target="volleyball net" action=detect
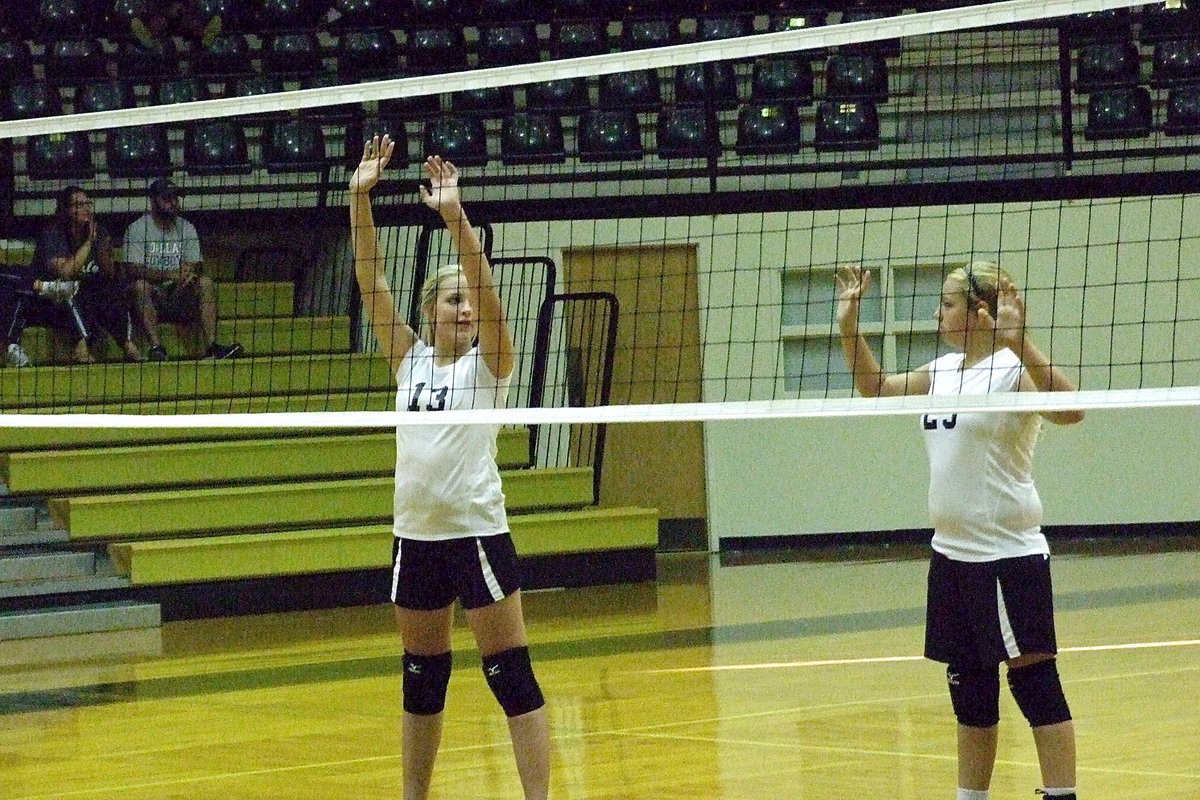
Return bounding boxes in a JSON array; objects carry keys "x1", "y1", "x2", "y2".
[{"x1": 1, "y1": 0, "x2": 1198, "y2": 428}]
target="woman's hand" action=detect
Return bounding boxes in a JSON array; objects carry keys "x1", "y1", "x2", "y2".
[
  {"x1": 978, "y1": 274, "x2": 1025, "y2": 348},
  {"x1": 419, "y1": 155, "x2": 461, "y2": 212},
  {"x1": 835, "y1": 264, "x2": 870, "y2": 335},
  {"x1": 349, "y1": 134, "x2": 394, "y2": 195}
]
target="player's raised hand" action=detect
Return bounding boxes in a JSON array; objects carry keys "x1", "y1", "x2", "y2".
[
  {"x1": 835, "y1": 264, "x2": 871, "y2": 334},
  {"x1": 349, "y1": 134, "x2": 394, "y2": 195},
  {"x1": 419, "y1": 155, "x2": 461, "y2": 212},
  {"x1": 977, "y1": 274, "x2": 1025, "y2": 347}
]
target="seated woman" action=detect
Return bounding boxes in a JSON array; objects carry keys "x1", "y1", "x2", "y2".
[{"x1": 22, "y1": 186, "x2": 143, "y2": 364}]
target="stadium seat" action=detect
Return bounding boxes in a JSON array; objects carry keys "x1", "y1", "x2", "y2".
[
  {"x1": 335, "y1": 27, "x2": 398, "y2": 79},
  {"x1": 27, "y1": 132, "x2": 96, "y2": 181},
  {"x1": 192, "y1": 32, "x2": 255, "y2": 76},
  {"x1": 156, "y1": 76, "x2": 205, "y2": 105},
  {"x1": 524, "y1": 77, "x2": 591, "y2": 112},
  {"x1": 840, "y1": 5, "x2": 904, "y2": 57},
  {"x1": 422, "y1": 114, "x2": 489, "y2": 166},
  {"x1": 814, "y1": 99, "x2": 881, "y2": 152},
  {"x1": 3, "y1": 81, "x2": 63, "y2": 120},
  {"x1": 408, "y1": 0, "x2": 453, "y2": 23},
  {"x1": 751, "y1": 55, "x2": 815, "y2": 104},
  {"x1": 1150, "y1": 39, "x2": 1200, "y2": 89},
  {"x1": 105, "y1": 125, "x2": 172, "y2": 178},
  {"x1": 328, "y1": 0, "x2": 384, "y2": 29},
  {"x1": 825, "y1": 53, "x2": 890, "y2": 102},
  {"x1": 1076, "y1": 40, "x2": 1142, "y2": 92},
  {"x1": 696, "y1": 15, "x2": 751, "y2": 41},
  {"x1": 252, "y1": 0, "x2": 325, "y2": 31},
  {"x1": 451, "y1": 86, "x2": 515, "y2": 116},
  {"x1": 1084, "y1": 87, "x2": 1152, "y2": 139},
  {"x1": 656, "y1": 105, "x2": 718, "y2": 160},
  {"x1": 114, "y1": 37, "x2": 180, "y2": 80},
  {"x1": 263, "y1": 30, "x2": 322, "y2": 77},
  {"x1": 501, "y1": 112, "x2": 566, "y2": 165},
  {"x1": 735, "y1": 102, "x2": 803, "y2": 155},
  {"x1": 263, "y1": 117, "x2": 328, "y2": 172},
  {"x1": 577, "y1": 109, "x2": 644, "y2": 162},
  {"x1": 554, "y1": 0, "x2": 616, "y2": 19},
  {"x1": 598, "y1": 69, "x2": 661, "y2": 111},
  {"x1": 673, "y1": 62, "x2": 739, "y2": 110},
  {"x1": 1165, "y1": 86, "x2": 1200, "y2": 135},
  {"x1": 477, "y1": 23, "x2": 541, "y2": 67},
  {"x1": 35, "y1": 0, "x2": 95, "y2": 36},
  {"x1": 185, "y1": 120, "x2": 253, "y2": 175},
  {"x1": 45, "y1": 38, "x2": 110, "y2": 84},
  {"x1": 550, "y1": 20, "x2": 607, "y2": 59},
  {"x1": 74, "y1": 78, "x2": 136, "y2": 113},
  {"x1": 406, "y1": 26, "x2": 467, "y2": 73},
  {"x1": 0, "y1": 38, "x2": 34, "y2": 82},
  {"x1": 622, "y1": 18, "x2": 678, "y2": 50}
]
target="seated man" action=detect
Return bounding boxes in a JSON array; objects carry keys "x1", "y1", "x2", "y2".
[
  {"x1": 3, "y1": 187, "x2": 142, "y2": 366},
  {"x1": 124, "y1": 178, "x2": 242, "y2": 361}
]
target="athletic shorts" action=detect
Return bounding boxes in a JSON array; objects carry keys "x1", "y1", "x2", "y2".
[
  {"x1": 151, "y1": 279, "x2": 200, "y2": 323},
  {"x1": 390, "y1": 533, "x2": 522, "y2": 611},
  {"x1": 924, "y1": 550, "x2": 1058, "y2": 667}
]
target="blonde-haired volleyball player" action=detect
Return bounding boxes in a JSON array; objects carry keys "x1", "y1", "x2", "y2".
[
  {"x1": 836, "y1": 261, "x2": 1084, "y2": 800},
  {"x1": 349, "y1": 135, "x2": 551, "y2": 800}
]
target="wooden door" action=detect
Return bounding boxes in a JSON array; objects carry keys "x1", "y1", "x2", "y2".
[{"x1": 562, "y1": 244, "x2": 707, "y2": 534}]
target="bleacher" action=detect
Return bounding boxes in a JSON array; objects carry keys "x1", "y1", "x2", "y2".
[{"x1": 0, "y1": 275, "x2": 659, "y2": 631}]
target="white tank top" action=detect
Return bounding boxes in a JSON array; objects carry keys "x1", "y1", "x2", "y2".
[
  {"x1": 922, "y1": 348, "x2": 1048, "y2": 562},
  {"x1": 392, "y1": 342, "x2": 510, "y2": 540}
]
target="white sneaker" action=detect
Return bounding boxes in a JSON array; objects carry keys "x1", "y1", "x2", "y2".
[
  {"x1": 6, "y1": 343, "x2": 31, "y2": 367},
  {"x1": 38, "y1": 280, "x2": 79, "y2": 303}
]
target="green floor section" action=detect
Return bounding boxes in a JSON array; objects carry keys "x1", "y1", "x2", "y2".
[
  {"x1": 2, "y1": 428, "x2": 532, "y2": 493},
  {"x1": 50, "y1": 467, "x2": 595, "y2": 540},
  {"x1": 108, "y1": 507, "x2": 660, "y2": 585}
]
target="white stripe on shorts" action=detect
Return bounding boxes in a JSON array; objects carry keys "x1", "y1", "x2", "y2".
[
  {"x1": 390, "y1": 538, "x2": 403, "y2": 603},
  {"x1": 476, "y1": 538, "x2": 504, "y2": 602},
  {"x1": 995, "y1": 578, "x2": 1021, "y2": 659}
]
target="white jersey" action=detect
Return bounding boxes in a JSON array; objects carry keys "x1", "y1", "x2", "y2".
[
  {"x1": 393, "y1": 341, "x2": 510, "y2": 540},
  {"x1": 922, "y1": 348, "x2": 1047, "y2": 562}
]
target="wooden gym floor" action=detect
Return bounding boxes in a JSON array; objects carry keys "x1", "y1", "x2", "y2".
[{"x1": 2, "y1": 537, "x2": 1198, "y2": 800}]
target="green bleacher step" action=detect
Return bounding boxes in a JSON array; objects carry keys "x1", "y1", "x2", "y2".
[
  {"x1": 0, "y1": 353, "x2": 393, "y2": 410},
  {"x1": 51, "y1": 467, "x2": 595, "y2": 540},
  {"x1": 18, "y1": 315, "x2": 350, "y2": 364},
  {"x1": 216, "y1": 282, "x2": 295, "y2": 318},
  {"x1": 0, "y1": 389, "x2": 394, "y2": 420},
  {"x1": 3, "y1": 428, "x2": 532, "y2": 494},
  {"x1": 107, "y1": 506, "x2": 660, "y2": 585}
]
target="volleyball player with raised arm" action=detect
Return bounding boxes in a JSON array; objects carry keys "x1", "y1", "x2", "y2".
[
  {"x1": 836, "y1": 261, "x2": 1084, "y2": 800},
  {"x1": 349, "y1": 135, "x2": 551, "y2": 800}
]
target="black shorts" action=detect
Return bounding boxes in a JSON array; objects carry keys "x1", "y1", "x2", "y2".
[
  {"x1": 151, "y1": 280, "x2": 200, "y2": 323},
  {"x1": 924, "y1": 550, "x2": 1058, "y2": 668},
  {"x1": 390, "y1": 533, "x2": 522, "y2": 611}
]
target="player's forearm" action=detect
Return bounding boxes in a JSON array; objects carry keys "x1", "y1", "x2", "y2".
[
  {"x1": 1013, "y1": 335, "x2": 1077, "y2": 393},
  {"x1": 840, "y1": 332, "x2": 886, "y2": 397},
  {"x1": 350, "y1": 194, "x2": 383, "y2": 289}
]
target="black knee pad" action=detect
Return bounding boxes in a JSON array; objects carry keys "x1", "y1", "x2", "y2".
[
  {"x1": 402, "y1": 651, "x2": 452, "y2": 716},
  {"x1": 482, "y1": 646, "x2": 545, "y2": 718},
  {"x1": 947, "y1": 664, "x2": 1000, "y2": 728},
  {"x1": 1007, "y1": 657, "x2": 1072, "y2": 728}
]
